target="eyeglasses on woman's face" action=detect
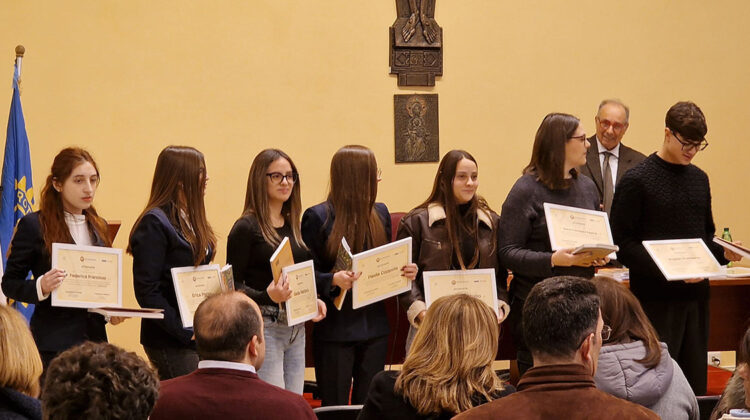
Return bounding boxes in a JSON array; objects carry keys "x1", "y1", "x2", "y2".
[{"x1": 266, "y1": 172, "x2": 298, "y2": 184}]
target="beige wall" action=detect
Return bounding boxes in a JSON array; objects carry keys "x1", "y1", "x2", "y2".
[{"x1": 2, "y1": 1, "x2": 749, "y2": 355}]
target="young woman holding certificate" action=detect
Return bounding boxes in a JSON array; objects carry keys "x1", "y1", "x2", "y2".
[
  {"x1": 397, "y1": 150, "x2": 509, "y2": 351},
  {"x1": 301, "y1": 145, "x2": 418, "y2": 406},
  {"x1": 497, "y1": 113, "x2": 607, "y2": 376},
  {"x1": 1, "y1": 148, "x2": 122, "y2": 369},
  {"x1": 227, "y1": 148, "x2": 325, "y2": 394},
  {"x1": 128, "y1": 146, "x2": 216, "y2": 380}
]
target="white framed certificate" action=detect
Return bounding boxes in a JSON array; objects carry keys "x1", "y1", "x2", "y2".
[
  {"x1": 352, "y1": 237, "x2": 412, "y2": 309},
  {"x1": 171, "y1": 264, "x2": 223, "y2": 328},
  {"x1": 642, "y1": 239, "x2": 722, "y2": 281},
  {"x1": 544, "y1": 203, "x2": 616, "y2": 258},
  {"x1": 51, "y1": 243, "x2": 122, "y2": 309},
  {"x1": 282, "y1": 260, "x2": 319, "y2": 326},
  {"x1": 423, "y1": 268, "x2": 499, "y2": 316}
]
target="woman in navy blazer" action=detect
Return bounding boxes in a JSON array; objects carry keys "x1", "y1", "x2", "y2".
[
  {"x1": 128, "y1": 146, "x2": 216, "y2": 380},
  {"x1": 301, "y1": 145, "x2": 417, "y2": 406},
  {"x1": 1, "y1": 148, "x2": 118, "y2": 369}
]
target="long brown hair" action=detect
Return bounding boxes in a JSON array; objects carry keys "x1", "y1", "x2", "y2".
[
  {"x1": 593, "y1": 276, "x2": 662, "y2": 368},
  {"x1": 127, "y1": 146, "x2": 216, "y2": 266},
  {"x1": 523, "y1": 113, "x2": 581, "y2": 190},
  {"x1": 241, "y1": 149, "x2": 305, "y2": 248},
  {"x1": 37, "y1": 148, "x2": 112, "y2": 255},
  {"x1": 417, "y1": 149, "x2": 495, "y2": 269},
  {"x1": 325, "y1": 145, "x2": 387, "y2": 257},
  {"x1": 395, "y1": 294, "x2": 505, "y2": 415}
]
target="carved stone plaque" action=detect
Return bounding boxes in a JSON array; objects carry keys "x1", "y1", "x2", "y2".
[
  {"x1": 390, "y1": 0, "x2": 442, "y2": 86},
  {"x1": 395, "y1": 94, "x2": 439, "y2": 163}
]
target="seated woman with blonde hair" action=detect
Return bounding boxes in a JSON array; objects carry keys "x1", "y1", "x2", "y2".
[
  {"x1": 358, "y1": 294, "x2": 514, "y2": 420},
  {"x1": 0, "y1": 304, "x2": 43, "y2": 420}
]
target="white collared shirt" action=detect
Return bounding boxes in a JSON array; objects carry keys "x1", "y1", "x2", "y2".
[
  {"x1": 198, "y1": 360, "x2": 257, "y2": 374},
  {"x1": 596, "y1": 137, "x2": 621, "y2": 190}
]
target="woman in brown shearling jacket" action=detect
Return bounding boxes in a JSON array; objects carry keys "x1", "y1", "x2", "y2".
[{"x1": 396, "y1": 150, "x2": 510, "y2": 351}]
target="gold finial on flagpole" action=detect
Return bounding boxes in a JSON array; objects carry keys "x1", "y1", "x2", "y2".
[
  {"x1": 14, "y1": 45, "x2": 25, "y2": 92},
  {"x1": 15, "y1": 45, "x2": 25, "y2": 58}
]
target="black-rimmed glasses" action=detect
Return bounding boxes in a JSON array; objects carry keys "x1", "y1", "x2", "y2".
[
  {"x1": 569, "y1": 134, "x2": 587, "y2": 143},
  {"x1": 266, "y1": 172, "x2": 298, "y2": 184},
  {"x1": 670, "y1": 129, "x2": 709, "y2": 152}
]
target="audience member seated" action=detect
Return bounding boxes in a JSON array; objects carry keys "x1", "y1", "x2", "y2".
[
  {"x1": 455, "y1": 276, "x2": 659, "y2": 420},
  {"x1": 42, "y1": 341, "x2": 159, "y2": 420},
  {"x1": 0, "y1": 305, "x2": 43, "y2": 420},
  {"x1": 358, "y1": 294, "x2": 515, "y2": 420},
  {"x1": 150, "y1": 291, "x2": 316, "y2": 420},
  {"x1": 593, "y1": 276, "x2": 698, "y2": 419},
  {"x1": 711, "y1": 327, "x2": 750, "y2": 419}
]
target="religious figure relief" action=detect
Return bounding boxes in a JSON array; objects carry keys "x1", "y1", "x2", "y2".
[
  {"x1": 390, "y1": 0, "x2": 442, "y2": 86},
  {"x1": 395, "y1": 94, "x2": 439, "y2": 163}
]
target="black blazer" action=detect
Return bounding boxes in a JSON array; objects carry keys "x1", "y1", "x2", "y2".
[
  {"x1": 579, "y1": 136, "x2": 647, "y2": 206},
  {"x1": 1, "y1": 212, "x2": 107, "y2": 352},
  {"x1": 301, "y1": 201, "x2": 391, "y2": 342},
  {"x1": 130, "y1": 207, "x2": 212, "y2": 349},
  {"x1": 358, "y1": 370, "x2": 515, "y2": 420}
]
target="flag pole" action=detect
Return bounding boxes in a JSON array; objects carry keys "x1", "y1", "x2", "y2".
[{"x1": 15, "y1": 45, "x2": 24, "y2": 78}]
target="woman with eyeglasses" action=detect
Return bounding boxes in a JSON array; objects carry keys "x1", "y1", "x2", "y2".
[
  {"x1": 397, "y1": 150, "x2": 509, "y2": 352},
  {"x1": 497, "y1": 113, "x2": 607, "y2": 376},
  {"x1": 301, "y1": 145, "x2": 418, "y2": 406},
  {"x1": 128, "y1": 146, "x2": 216, "y2": 380},
  {"x1": 592, "y1": 276, "x2": 699, "y2": 420},
  {"x1": 226, "y1": 149, "x2": 326, "y2": 394},
  {"x1": 1, "y1": 147, "x2": 124, "y2": 370}
]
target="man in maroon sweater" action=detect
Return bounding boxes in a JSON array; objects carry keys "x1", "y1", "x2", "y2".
[
  {"x1": 456, "y1": 276, "x2": 658, "y2": 420},
  {"x1": 150, "y1": 291, "x2": 315, "y2": 420}
]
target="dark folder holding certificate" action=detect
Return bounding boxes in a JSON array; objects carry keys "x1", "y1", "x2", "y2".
[{"x1": 332, "y1": 237, "x2": 353, "y2": 310}]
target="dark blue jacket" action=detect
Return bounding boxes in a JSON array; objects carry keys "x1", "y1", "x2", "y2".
[
  {"x1": 301, "y1": 201, "x2": 391, "y2": 342},
  {"x1": 130, "y1": 207, "x2": 212, "y2": 349},
  {"x1": 1, "y1": 212, "x2": 107, "y2": 352}
]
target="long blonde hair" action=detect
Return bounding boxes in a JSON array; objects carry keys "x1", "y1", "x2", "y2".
[
  {"x1": 0, "y1": 305, "x2": 43, "y2": 397},
  {"x1": 395, "y1": 294, "x2": 505, "y2": 415}
]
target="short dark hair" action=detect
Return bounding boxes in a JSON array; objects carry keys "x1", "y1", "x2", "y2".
[
  {"x1": 665, "y1": 101, "x2": 707, "y2": 141},
  {"x1": 739, "y1": 326, "x2": 750, "y2": 366},
  {"x1": 523, "y1": 276, "x2": 600, "y2": 359},
  {"x1": 194, "y1": 291, "x2": 262, "y2": 362},
  {"x1": 524, "y1": 113, "x2": 581, "y2": 190},
  {"x1": 42, "y1": 342, "x2": 159, "y2": 420}
]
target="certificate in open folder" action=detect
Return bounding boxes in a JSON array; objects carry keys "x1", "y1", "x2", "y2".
[
  {"x1": 171, "y1": 264, "x2": 233, "y2": 328},
  {"x1": 423, "y1": 268, "x2": 499, "y2": 316},
  {"x1": 352, "y1": 237, "x2": 412, "y2": 310},
  {"x1": 51, "y1": 243, "x2": 122, "y2": 309},
  {"x1": 544, "y1": 203, "x2": 618, "y2": 259},
  {"x1": 642, "y1": 239, "x2": 722, "y2": 281}
]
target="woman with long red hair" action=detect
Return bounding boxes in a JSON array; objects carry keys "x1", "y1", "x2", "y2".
[{"x1": 2, "y1": 147, "x2": 122, "y2": 369}]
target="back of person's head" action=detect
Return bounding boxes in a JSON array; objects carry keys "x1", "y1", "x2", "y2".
[
  {"x1": 194, "y1": 291, "x2": 262, "y2": 364},
  {"x1": 665, "y1": 101, "x2": 707, "y2": 141},
  {"x1": 42, "y1": 341, "x2": 158, "y2": 420},
  {"x1": 395, "y1": 294, "x2": 505, "y2": 416},
  {"x1": 593, "y1": 276, "x2": 662, "y2": 368},
  {"x1": 523, "y1": 276, "x2": 599, "y2": 360},
  {"x1": 0, "y1": 305, "x2": 43, "y2": 397}
]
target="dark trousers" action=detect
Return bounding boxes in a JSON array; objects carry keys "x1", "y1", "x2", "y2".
[
  {"x1": 144, "y1": 346, "x2": 199, "y2": 380},
  {"x1": 508, "y1": 295, "x2": 533, "y2": 377},
  {"x1": 641, "y1": 298, "x2": 709, "y2": 396},
  {"x1": 313, "y1": 335, "x2": 388, "y2": 406}
]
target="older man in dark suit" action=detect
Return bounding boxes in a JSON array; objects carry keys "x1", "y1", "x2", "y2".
[
  {"x1": 579, "y1": 99, "x2": 646, "y2": 215},
  {"x1": 150, "y1": 291, "x2": 316, "y2": 420}
]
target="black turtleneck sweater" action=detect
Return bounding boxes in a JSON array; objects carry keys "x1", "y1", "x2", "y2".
[{"x1": 610, "y1": 153, "x2": 727, "y2": 301}]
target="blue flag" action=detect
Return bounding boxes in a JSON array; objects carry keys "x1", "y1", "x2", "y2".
[{"x1": 0, "y1": 63, "x2": 35, "y2": 321}]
